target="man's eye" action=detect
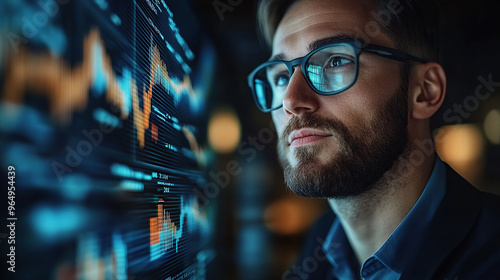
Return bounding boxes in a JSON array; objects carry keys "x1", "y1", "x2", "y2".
[
  {"x1": 326, "y1": 55, "x2": 353, "y2": 69},
  {"x1": 275, "y1": 74, "x2": 290, "y2": 87}
]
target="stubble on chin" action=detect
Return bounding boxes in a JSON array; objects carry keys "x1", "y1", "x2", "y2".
[{"x1": 276, "y1": 114, "x2": 355, "y2": 198}]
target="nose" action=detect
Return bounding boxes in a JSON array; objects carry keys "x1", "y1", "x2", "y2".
[{"x1": 282, "y1": 66, "x2": 320, "y2": 116}]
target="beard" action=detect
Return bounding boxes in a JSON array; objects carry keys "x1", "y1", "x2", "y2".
[{"x1": 277, "y1": 76, "x2": 410, "y2": 198}]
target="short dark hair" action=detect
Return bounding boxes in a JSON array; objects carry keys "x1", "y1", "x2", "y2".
[{"x1": 257, "y1": 0, "x2": 440, "y2": 62}]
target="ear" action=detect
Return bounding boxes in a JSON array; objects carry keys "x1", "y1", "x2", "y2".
[{"x1": 408, "y1": 62, "x2": 446, "y2": 120}]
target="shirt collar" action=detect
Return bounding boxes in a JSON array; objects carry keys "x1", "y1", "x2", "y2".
[
  {"x1": 373, "y1": 156, "x2": 447, "y2": 273},
  {"x1": 322, "y1": 156, "x2": 447, "y2": 276},
  {"x1": 323, "y1": 218, "x2": 360, "y2": 280}
]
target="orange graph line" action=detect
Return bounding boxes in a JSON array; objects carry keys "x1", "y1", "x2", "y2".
[
  {"x1": 182, "y1": 126, "x2": 205, "y2": 167},
  {"x1": 146, "y1": 43, "x2": 197, "y2": 104},
  {"x1": 2, "y1": 28, "x2": 197, "y2": 148},
  {"x1": 2, "y1": 29, "x2": 124, "y2": 122}
]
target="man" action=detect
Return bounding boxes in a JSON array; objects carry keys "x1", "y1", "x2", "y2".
[{"x1": 247, "y1": 0, "x2": 500, "y2": 279}]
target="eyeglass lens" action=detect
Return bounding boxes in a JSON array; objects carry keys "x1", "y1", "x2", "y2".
[{"x1": 252, "y1": 44, "x2": 357, "y2": 111}]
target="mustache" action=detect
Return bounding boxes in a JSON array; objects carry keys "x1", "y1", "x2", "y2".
[{"x1": 280, "y1": 114, "x2": 351, "y2": 145}]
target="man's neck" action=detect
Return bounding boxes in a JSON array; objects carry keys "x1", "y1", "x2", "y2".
[{"x1": 328, "y1": 149, "x2": 436, "y2": 267}]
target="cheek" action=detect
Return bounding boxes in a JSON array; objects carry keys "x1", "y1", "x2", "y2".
[
  {"x1": 320, "y1": 89, "x2": 374, "y2": 134},
  {"x1": 345, "y1": 64, "x2": 401, "y2": 119},
  {"x1": 357, "y1": 60, "x2": 402, "y2": 99}
]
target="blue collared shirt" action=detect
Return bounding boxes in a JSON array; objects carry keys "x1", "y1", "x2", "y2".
[{"x1": 322, "y1": 157, "x2": 447, "y2": 280}]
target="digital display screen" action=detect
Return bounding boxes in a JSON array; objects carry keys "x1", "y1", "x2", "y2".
[{"x1": 0, "y1": 0, "x2": 215, "y2": 279}]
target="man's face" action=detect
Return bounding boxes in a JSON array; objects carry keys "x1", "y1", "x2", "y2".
[{"x1": 271, "y1": 0, "x2": 410, "y2": 198}]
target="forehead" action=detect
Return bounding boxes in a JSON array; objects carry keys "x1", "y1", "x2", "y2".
[{"x1": 272, "y1": 0, "x2": 393, "y2": 58}]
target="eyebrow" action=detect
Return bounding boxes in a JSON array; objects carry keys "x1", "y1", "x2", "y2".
[
  {"x1": 269, "y1": 34, "x2": 358, "y2": 62},
  {"x1": 309, "y1": 34, "x2": 358, "y2": 52}
]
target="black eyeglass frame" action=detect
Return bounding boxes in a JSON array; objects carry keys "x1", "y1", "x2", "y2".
[{"x1": 247, "y1": 40, "x2": 428, "y2": 112}]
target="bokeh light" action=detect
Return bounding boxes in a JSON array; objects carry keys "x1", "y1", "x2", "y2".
[
  {"x1": 435, "y1": 124, "x2": 484, "y2": 185},
  {"x1": 263, "y1": 195, "x2": 326, "y2": 235},
  {"x1": 208, "y1": 107, "x2": 241, "y2": 153}
]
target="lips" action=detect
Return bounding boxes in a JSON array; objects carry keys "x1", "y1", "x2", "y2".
[{"x1": 288, "y1": 128, "x2": 332, "y2": 147}]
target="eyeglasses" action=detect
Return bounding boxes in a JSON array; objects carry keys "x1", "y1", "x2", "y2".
[{"x1": 247, "y1": 40, "x2": 427, "y2": 112}]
